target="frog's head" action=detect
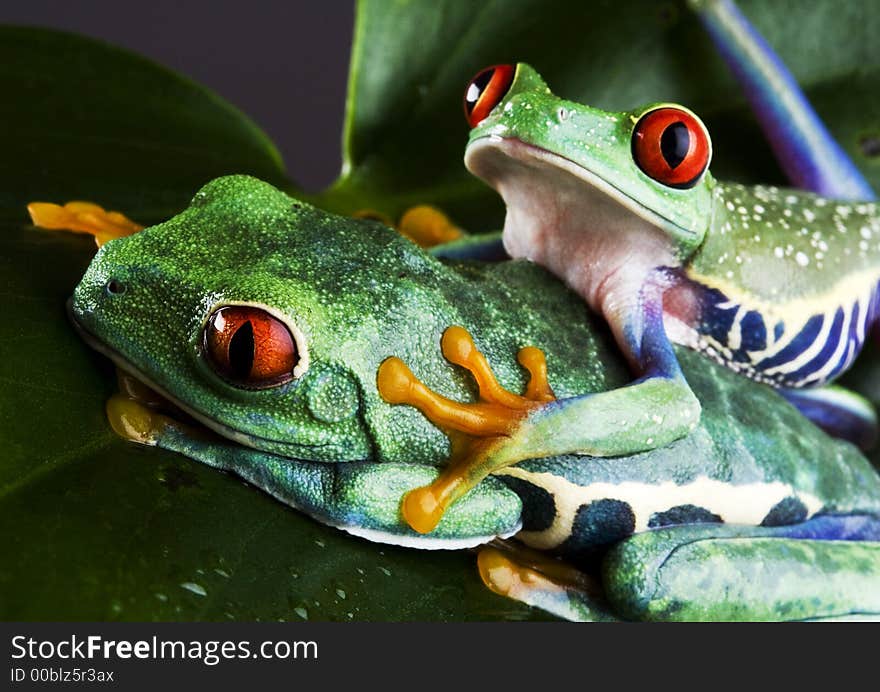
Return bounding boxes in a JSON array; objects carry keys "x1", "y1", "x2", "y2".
[
  {"x1": 463, "y1": 63, "x2": 715, "y2": 259},
  {"x1": 69, "y1": 175, "x2": 447, "y2": 464}
]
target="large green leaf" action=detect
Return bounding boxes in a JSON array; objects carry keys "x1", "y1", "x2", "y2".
[
  {"x1": 3, "y1": 0, "x2": 879, "y2": 621},
  {"x1": 0, "y1": 26, "x2": 288, "y2": 225},
  {"x1": 322, "y1": 0, "x2": 880, "y2": 228}
]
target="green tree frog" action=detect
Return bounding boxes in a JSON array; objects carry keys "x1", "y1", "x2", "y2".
[{"x1": 62, "y1": 174, "x2": 880, "y2": 621}]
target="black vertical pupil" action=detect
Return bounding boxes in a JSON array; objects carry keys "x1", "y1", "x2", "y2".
[
  {"x1": 660, "y1": 122, "x2": 690, "y2": 169},
  {"x1": 228, "y1": 321, "x2": 255, "y2": 378},
  {"x1": 465, "y1": 68, "x2": 495, "y2": 114}
]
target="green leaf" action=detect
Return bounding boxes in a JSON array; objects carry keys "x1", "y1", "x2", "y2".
[
  {"x1": 324, "y1": 0, "x2": 880, "y2": 228},
  {"x1": 0, "y1": 26, "x2": 288, "y2": 225}
]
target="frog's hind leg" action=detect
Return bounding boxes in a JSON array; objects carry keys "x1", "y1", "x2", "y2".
[
  {"x1": 689, "y1": 0, "x2": 876, "y2": 200},
  {"x1": 476, "y1": 542, "x2": 621, "y2": 622},
  {"x1": 603, "y1": 516, "x2": 880, "y2": 621},
  {"x1": 780, "y1": 385, "x2": 877, "y2": 449}
]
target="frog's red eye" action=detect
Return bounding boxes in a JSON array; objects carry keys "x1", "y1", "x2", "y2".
[
  {"x1": 203, "y1": 306, "x2": 298, "y2": 389},
  {"x1": 631, "y1": 107, "x2": 711, "y2": 189},
  {"x1": 464, "y1": 64, "x2": 515, "y2": 128}
]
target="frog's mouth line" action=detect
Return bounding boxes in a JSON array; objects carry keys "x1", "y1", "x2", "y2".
[
  {"x1": 67, "y1": 300, "x2": 334, "y2": 458},
  {"x1": 464, "y1": 135, "x2": 694, "y2": 241}
]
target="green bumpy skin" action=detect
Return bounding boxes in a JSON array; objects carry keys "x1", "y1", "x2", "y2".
[
  {"x1": 603, "y1": 525, "x2": 880, "y2": 621},
  {"x1": 467, "y1": 62, "x2": 880, "y2": 276},
  {"x1": 71, "y1": 175, "x2": 621, "y2": 545},
  {"x1": 70, "y1": 176, "x2": 880, "y2": 617}
]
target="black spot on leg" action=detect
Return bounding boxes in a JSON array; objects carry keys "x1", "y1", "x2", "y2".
[
  {"x1": 575, "y1": 499, "x2": 636, "y2": 541},
  {"x1": 498, "y1": 476, "x2": 556, "y2": 532},
  {"x1": 555, "y1": 499, "x2": 636, "y2": 569},
  {"x1": 761, "y1": 497, "x2": 808, "y2": 527},
  {"x1": 648, "y1": 504, "x2": 722, "y2": 528}
]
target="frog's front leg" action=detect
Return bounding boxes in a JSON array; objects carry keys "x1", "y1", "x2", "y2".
[
  {"x1": 603, "y1": 518, "x2": 880, "y2": 621},
  {"x1": 107, "y1": 377, "x2": 525, "y2": 547},
  {"x1": 378, "y1": 276, "x2": 700, "y2": 534}
]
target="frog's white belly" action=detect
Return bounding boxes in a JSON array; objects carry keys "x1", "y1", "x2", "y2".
[{"x1": 498, "y1": 466, "x2": 823, "y2": 550}]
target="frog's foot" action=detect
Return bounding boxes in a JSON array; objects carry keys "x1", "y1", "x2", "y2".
[
  {"x1": 27, "y1": 200, "x2": 143, "y2": 247},
  {"x1": 477, "y1": 541, "x2": 619, "y2": 621},
  {"x1": 397, "y1": 205, "x2": 463, "y2": 247},
  {"x1": 355, "y1": 205, "x2": 508, "y2": 260},
  {"x1": 105, "y1": 368, "x2": 200, "y2": 445},
  {"x1": 780, "y1": 385, "x2": 878, "y2": 450},
  {"x1": 354, "y1": 205, "x2": 463, "y2": 248},
  {"x1": 377, "y1": 325, "x2": 555, "y2": 534}
]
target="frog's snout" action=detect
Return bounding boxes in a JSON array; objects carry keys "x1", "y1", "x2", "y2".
[
  {"x1": 66, "y1": 294, "x2": 94, "y2": 347},
  {"x1": 67, "y1": 292, "x2": 96, "y2": 338},
  {"x1": 68, "y1": 255, "x2": 128, "y2": 338}
]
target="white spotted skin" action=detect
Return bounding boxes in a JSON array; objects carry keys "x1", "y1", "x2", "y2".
[
  {"x1": 689, "y1": 183, "x2": 880, "y2": 304},
  {"x1": 498, "y1": 467, "x2": 824, "y2": 551},
  {"x1": 468, "y1": 138, "x2": 880, "y2": 392}
]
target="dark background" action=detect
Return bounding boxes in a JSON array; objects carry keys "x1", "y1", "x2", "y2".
[{"x1": 0, "y1": 0, "x2": 355, "y2": 191}]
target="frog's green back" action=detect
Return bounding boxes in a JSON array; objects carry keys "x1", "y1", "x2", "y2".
[{"x1": 690, "y1": 182, "x2": 880, "y2": 310}]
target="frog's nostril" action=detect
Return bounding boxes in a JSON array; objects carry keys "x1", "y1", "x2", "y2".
[{"x1": 105, "y1": 279, "x2": 126, "y2": 295}]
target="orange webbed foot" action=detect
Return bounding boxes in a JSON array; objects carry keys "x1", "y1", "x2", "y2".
[
  {"x1": 377, "y1": 325, "x2": 555, "y2": 534},
  {"x1": 27, "y1": 200, "x2": 143, "y2": 247},
  {"x1": 397, "y1": 206, "x2": 463, "y2": 247},
  {"x1": 353, "y1": 205, "x2": 463, "y2": 248}
]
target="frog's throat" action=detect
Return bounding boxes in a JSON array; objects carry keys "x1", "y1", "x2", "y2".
[
  {"x1": 465, "y1": 136, "x2": 693, "y2": 311},
  {"x1": 465, "y1": 135, "x2": 690, "y2": 237},
  {"x1": 67, "y1": 301, "x2": 329, "y2": 459}
]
